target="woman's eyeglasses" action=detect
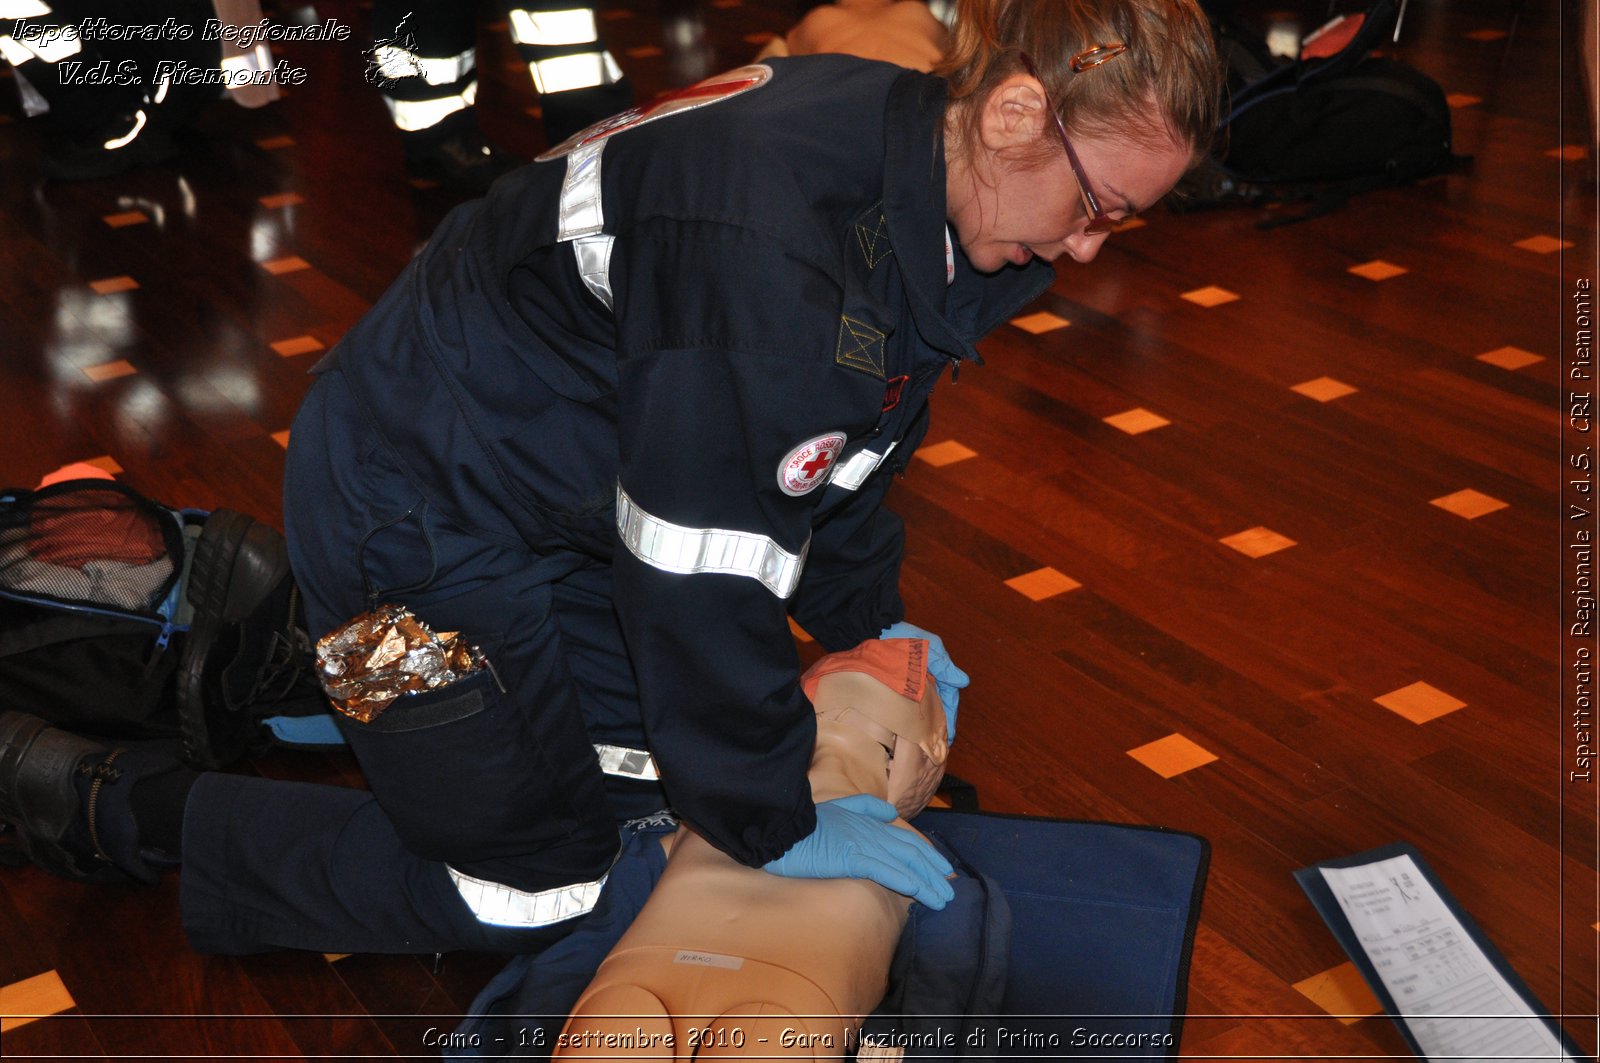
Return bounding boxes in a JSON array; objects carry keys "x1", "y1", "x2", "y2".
[{"x1": 1018, "y1": 46, "x2": 1129, "y2": 235}]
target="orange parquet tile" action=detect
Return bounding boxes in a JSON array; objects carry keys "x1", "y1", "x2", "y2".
[
  {"x1": 271, "y1": 335, "x2": 326, "y2": 358},
  {"x1": 89, "y1": 275, "x2": 139, "y2": 294},
  {"x1": 261, "y1": 256, "x2": 312, "y2": 274},
  {"x1": 0, "y1": 970, "x2": 75, "y2": 1033},
  {"x1": 1347, "y1": 259, "x2": 1408, "y2": 281},
  {"x1": 1430, "y1": 488, "x2": 1509, "y2": 519},
  {"x1": 1127, "y1": 733, "x2": 1219, "y2": 778},
  {"x1": 1103, "y1": 407, "x2": 1171, "y2": 434},
  {"x1": 1181, "y1": 285, "x2": 1240, "y2": 307},
  {"x1": 1513, "y1": 234, "x2": 1574, "y2": 254},
  {"x1": 1010, "y1": 311, "x2": 1070, "y2": 334},
  {"x1": 1004, "y1": 567, "x2": 1082, "y2": 601},
  {"x1": 1476, "y1": 346, "x2": 1543, "y2": 370},
  {"x1": 1375, "y1": 681, "x2": 1467, "y2": 724},
  {"x1": 1220, "y1": 526, "x2": 1297, "y2": 558},
  {"x1": 1292, "y1": 962, "x2": 1384, "y2": 1025},
  {"x1": 1291, "y1": 376, "x2": 1359, "y2": 402},
  {"x1": 81, "y1": 360, "x2": 137, "y2": 382},
  {"x1": 915, "y1": 440, "x2": 978, "y2": 467}
]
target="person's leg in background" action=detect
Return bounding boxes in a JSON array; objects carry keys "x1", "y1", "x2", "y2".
[
  {"x1": 505, "y1": 0, "x2": 632, "y2": 147},
  {"x1": 0, "y1": 0, "x2": 217, "y2": 180},
  {"x1": 368, "y1": 0, "x2": 521, "y2": 191}
]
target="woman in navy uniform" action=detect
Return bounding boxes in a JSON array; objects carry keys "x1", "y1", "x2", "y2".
[{"x1": 0, "y1": 0, "x2": 1220, "y2": 956}]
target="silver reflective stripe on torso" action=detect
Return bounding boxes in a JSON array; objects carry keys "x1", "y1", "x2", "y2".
[
  {"x1": 830, "y1": 441, "x2": 897, "y2": 492},
  {"x1": 615, "y1": 484, "x2": 807, "y2": 598},
  {"x1": 595, "y1": 743, "x2": 659, "y2": 780},
  {"x1": 446, "y1": 866, "x2": 607, "y2": 927},
  {"x1": 556, "y1": 138, "x2": 615, "y2": 307}
]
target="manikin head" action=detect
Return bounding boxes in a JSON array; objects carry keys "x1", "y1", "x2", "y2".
[{"x1": 802, "y1": 638, "x2": 949, "y2": 819}]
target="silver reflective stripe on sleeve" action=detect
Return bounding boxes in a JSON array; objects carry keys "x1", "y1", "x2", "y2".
[
  {"x1": 556, "y1": 138, "x2": 615, "y2": 307},
  {"x1": 595, "y1": 743, "x2": 659, "y2": 780},
  {"x1": 830, "y1": 441, "x2": 897, "y2": 492},
  {"x1": 446, "y1": 865, "x2": 607, "y2": 927},
  {"x1": 616, "y1": 484, "x2": 807, "y2": 599},
  {"x1": 509, "y1": 7, "x2": 601, "y2": 46}
]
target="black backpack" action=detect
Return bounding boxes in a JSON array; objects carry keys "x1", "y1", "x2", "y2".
[
  {"x1": 0, "y1": 479, "x2": 327, "y2": 769},
  {"x1": 1175, "y1": 0, "x2": 1466, "y2": 226}
]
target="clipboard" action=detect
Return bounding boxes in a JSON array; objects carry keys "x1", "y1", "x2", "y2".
[{"x1": 1295, "y1": 842, "x2": 1591, "y2": 1061}]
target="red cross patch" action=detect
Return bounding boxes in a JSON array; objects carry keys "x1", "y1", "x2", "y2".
[{"x1": 778, "y1": 432, "x2": 848, "y2": 496}]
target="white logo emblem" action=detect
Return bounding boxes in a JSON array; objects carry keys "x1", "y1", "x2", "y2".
[{"x1": 778, "y1": 432, "x2": 848, "y2": 496}]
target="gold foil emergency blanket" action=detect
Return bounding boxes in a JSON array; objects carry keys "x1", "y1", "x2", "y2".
[{"x1": 315, "y1": 603, "x2": 486, "y2": 723}]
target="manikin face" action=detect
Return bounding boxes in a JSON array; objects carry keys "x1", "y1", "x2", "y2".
[{"x1": 946, "y1": 81, "x2": 1192, "y2": 273}]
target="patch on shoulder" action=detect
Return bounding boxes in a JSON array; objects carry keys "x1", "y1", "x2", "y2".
[
  {"x1": 855, "y1": 210, "x2": 893, "y2": 270},
  {"x1": 536, "y1": 64, "x2": 772, "y2": 162},
  {"x1": 836, "y1": 314, "x2": 886, "y2": 378}
]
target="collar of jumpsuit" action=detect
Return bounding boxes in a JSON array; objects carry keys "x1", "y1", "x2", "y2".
[{"x1": 879, "y1": 73, "x2": 1057, "y2": 362}]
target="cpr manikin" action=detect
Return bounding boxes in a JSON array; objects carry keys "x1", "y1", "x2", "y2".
[{"x1": 554, "y1": 638, "x2": 949, "y2": 1059}]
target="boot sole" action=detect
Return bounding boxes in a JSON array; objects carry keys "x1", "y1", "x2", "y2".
[{"x1": 176, "y1": 511, "x2": 290, "y2": 769}]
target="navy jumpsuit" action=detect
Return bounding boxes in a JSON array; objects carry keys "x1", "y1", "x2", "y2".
[{"x1": 178, "y1": 56, "x2": 1053, "y2": 955}]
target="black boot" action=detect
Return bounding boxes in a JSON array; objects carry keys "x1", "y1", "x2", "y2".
[
  {"x1": 177, "y1": 510, "x2": 312, "y2": 770},
  {"x1": 403, "y1": 112, "x2": 522, "y2": 194},
  {"x1": 0, "y1": 712, "x2": 173, "y2": 884}
]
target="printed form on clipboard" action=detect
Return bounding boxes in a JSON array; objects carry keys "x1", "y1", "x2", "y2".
[{"x1": 1296, "y1": 843, "x2": 1590, "y2": 1062}]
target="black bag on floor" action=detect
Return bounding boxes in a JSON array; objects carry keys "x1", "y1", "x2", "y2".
[
  {"x1": 0, "y1": 478, "x2": 326, "y2": 768},
  {"x1": 1175, "y1": 0, "x2": 1465, "y2": 226}
]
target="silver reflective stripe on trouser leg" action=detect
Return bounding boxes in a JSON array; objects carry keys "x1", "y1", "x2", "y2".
[
  {"x1": 509, "y1": 7, "x2": 601, "y2": 47},
  {"x1": 615, "y1": 485, "x2": 807, "y2": 599},
  {"x1": 446, "y1": 865, "x2": 607, "y2": 927},
  {"x1": 528, "y1": 51, "x2": 624, "y2": 94},
  {"x1": 595, "y1": 743, "x2": 659, "y2": 781},
  {"x1": 384, "y1": 80, "x2": 479, "y2": 132},
  {"x1": 830, "y1": 441, "x2": 897, "y2": 492},
  {"x1": 372, "y1": 44, "x2": 476, "y2": 86},
  {"x1": 555, "y1": 136, "x2": 615, "y2": 308}
]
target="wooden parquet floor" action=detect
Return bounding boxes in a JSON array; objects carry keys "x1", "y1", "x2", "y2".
[{"x1": 0, "y1": 0, "x2": 1596, "y2": 1058}]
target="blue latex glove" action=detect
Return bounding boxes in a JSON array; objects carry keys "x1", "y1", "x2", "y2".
[
  {"x1": 879, "y1": 621, "x2": 968, "y2": 743},
  {"x1": 764, "y1": 794, "x2": 954, "y2": 909}
]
